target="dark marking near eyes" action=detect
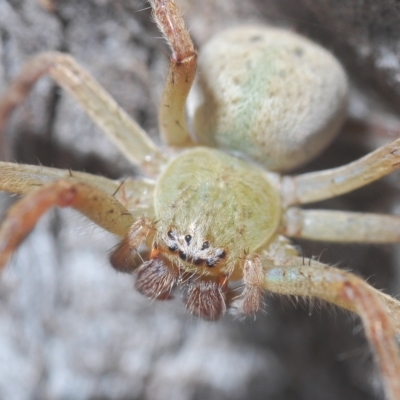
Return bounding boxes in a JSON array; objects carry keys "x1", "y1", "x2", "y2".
[
  {"x1": 168, "y1": 244, "x2": 178, "y2": 252},
  {"x1": 201, "y1": 241, "x2": 210, "y2": 250},
  {"x1": 168, "y1": 230, "x2": 175, "y2": 240},
  {"x1": 179, "y1": 251, "x2": 187, "y2": 260},
  {"x1": 205, "y1": 259, "x2": 216, "y2": 267},
  {"x1": 185, "y1": 235, "x2": 192, "y2": 244},
  {"x1": 194, "y1": 258, "x2": 203, "y2": 266},
  {"x1": 217, "y1": 250, "x2": 226, "y2": 259}
]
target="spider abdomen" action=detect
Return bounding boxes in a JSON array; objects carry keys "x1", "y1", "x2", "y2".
[{"x1": 188, "y1": 27, "x2": 348, "y2": 172}]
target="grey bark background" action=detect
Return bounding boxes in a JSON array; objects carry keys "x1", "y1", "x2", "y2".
[{"x1": 1, "y1": 0, "x2": 400, "y2": 399}]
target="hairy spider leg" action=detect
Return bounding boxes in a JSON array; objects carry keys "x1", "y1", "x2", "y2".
[
  {"x1": 263, "y1": 257, "x2": 400, "y2": 400},
  {"x1": 0, "y1": 179, "x2": 137, "y2": 269},
  {"x1": 281, "y1": 135, "x2": 400, "y2": 206},
  {"x1": 0, "y1": 0, "x2": 197, "y2": 173},
  {"x1": 0, "y1": 53, "x2": 165, "y2": 176},
  {"x1": 0, "y1": 179, "x2": 138, "y2": 268},
  {"x1": 231, "y1": 253, "x2": 265, "y2": 317},
  {"x1": 150, "y1": 0, "x2": 197, "y2": 147},
  {"x1": 278, "y1": 135, "x2": 400, "y2": 243},
  {"x1": 283, "y1": 208, "x2": 400, "y2": 243}
]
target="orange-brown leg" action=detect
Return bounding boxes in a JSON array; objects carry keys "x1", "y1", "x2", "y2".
[
  {"x1": 0, "y1": 179, "x2": 136, "y2": 270},
  {"x1": 151, "y1": 0, "x2": 197, "y2": 147},
  {"x1": 264, "y1": 259, "x2": 400, "y2": 400},
  {"x1": 109, "y1": 217, "x2": 156, "y2": 273}
]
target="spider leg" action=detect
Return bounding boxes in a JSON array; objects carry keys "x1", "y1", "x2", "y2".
[
  {"x1": 0, "y1": 179, "x2": 136, "y2": 269},
  {"x1": 0, "y1": 161, "x2": 155, "y2": 216},
  {"x1": 0, "y1": 52, "x2": 166, "y2": 176},
  {"x1": 283, "y1": 208, "x2": 400, "y2": 243},
  {"x1": 280, "y1": 136, "x2": 400, "y2": 206},
  {"x1": 264, "y1": 258, "x2": 400, "y2": 400},
  {"x1": 0, "y1": 161, "x2": 122, "y2": 195},
  {"x1": 150, "y1": 0, "x2": 197, "y2": 148},
  {"x1": 231, "y1": 253, "x2": 264, "y2": 317},
  {"x1": 109, "y1": 217, "x2": 156, "y2": 274}
]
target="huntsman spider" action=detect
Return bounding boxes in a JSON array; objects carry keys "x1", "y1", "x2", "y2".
[{"x1": 0, "y1": 1, "x2": 400, "y2": 399}]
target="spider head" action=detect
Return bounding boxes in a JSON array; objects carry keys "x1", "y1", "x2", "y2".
[
  {"x1": 130, "y1": 227, "x2": 229, "y2": 320},
  {"x1": 144, "y1": 225, "x2": 228, "y2": 321},
  {"x1": 160, "y1": 227, "x2": 227, "y2": 273},
  {"x1": 109, "y1": 218, "x2": 230, "y2": 319}
]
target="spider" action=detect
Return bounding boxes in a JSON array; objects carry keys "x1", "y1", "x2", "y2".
[{"x1": 1, "y1": 0, "x2": 400, "y2": 399}]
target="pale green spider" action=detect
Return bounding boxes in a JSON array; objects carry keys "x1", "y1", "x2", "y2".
[{"x1": 0, "y1": 1, "x2": 400, "y2": 399}]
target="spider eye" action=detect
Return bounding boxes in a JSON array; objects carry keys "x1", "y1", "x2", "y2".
[
  {"x1": 217, "y1": 249, "x2": 226, "y2": 259},
  {"x1": 179, "y1": 251, "x2": 187, "y2": 261},
  {"x1": 201, "y1": 241, "x2": 210, "y2": 250},
  {"x1": 205, "y1": 259, "x2": 216, "y2": 268},
  {"x1": 185, "y1": 234, "x2": 192, "y2": 244},
  {"x1": 167, "y1": 230, "x2": 175, "y2": 240},
  {"x1": 168, "y1": 244, "x2": 178, "y2": 252}
]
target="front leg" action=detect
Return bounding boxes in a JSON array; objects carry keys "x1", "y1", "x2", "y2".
[
  {"x1": 0, "y1": 179, "x2": 135, "y2": 269},
  {"x1": 151, "y1": 0, "x2": 197, "y2": 147},
  {"x1": 264, "y1": 258, "x2": 400, "y2": 400}
]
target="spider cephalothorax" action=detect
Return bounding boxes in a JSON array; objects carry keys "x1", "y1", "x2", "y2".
[{"x1": 110, "y1": 147, "x2": 281, "y2": 320}]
